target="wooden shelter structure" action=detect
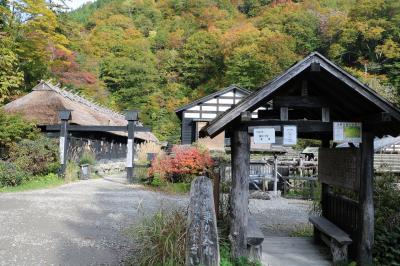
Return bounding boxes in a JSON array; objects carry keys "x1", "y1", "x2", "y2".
[
  {"x1": 200, "y1": 52, "x2": 400, "y2": 265},
  {"x1": 3, "y1": 81, "x2": 158, "y2": 161}
]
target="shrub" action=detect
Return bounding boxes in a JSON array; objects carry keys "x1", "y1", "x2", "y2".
[
  {"x1": 150, "y1": 145, "x2": 214, "y2": 183},
  {"x1": 8, "y1": 136, "x2": 59, "y2": 176},
  {"x1": 0, "y1": 110, "x2": 39, "y2": 149},
  {"x1": 79, "y1": 151, "x2": 96, "y2": 165},
  {"x1": 0, "y1": 161, "x2": 29, "y2": 187},
  {"x1": 374, "y1": 174, "x2": 400, "y2": 265},
  {"x1": 132, "y1": 208, "x2": 187, "y2": 266}
]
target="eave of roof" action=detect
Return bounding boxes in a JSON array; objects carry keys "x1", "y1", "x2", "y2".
[
  {"x1": 4, "y1": 81, "x2": 159, "y2": 142},
  {"x1": 175, "y1": 84, "x2": 251, "y2": 114},
  {"x1": 201, "y1": 52, "x2": 400, "y2": 138}
]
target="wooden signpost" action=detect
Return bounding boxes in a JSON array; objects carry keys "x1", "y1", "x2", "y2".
[{"x1": 186, "y1": 176, "x2": 219, "y2": 266}]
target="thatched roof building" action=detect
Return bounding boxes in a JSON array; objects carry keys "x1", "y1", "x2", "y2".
[{"x1": 4, "y1": 81, "x2": 158, "y2": 143}]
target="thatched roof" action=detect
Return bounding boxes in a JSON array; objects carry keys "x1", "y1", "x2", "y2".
[{"x1": 3, "y1": 81, "x2": 158, "y2": 142}]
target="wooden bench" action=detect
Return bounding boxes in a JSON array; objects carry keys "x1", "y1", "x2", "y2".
[
  {"x1": 247, "y1": 216, "x2": 264, "y2": 261},
  {"x1": 309, "y1": 216, "x2": 352, "y2": 264}
]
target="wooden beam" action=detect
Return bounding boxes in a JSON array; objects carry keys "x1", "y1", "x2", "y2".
[
  {"x1": 358, "y1": 131, "x2": 374, "y2": 266},
  {"x1": 280, "y1": 107, "x2": 288, "y2": 121},
  {"x1": 301, "y1": 80, "x2": 308, "y2": 96},
  {"x1": 322, "y1": 107, "x2": 330, "y2": 122},
  {"x1": 359, "y1": 112, "x2": 392, "y2": 123},
  {"x1": 241, "y1": 111, "x2": 252, "y2": 121},
  {"x1": 230, "y1": 127, "x2": 250, "y2": 258},
  {"x1": 274, "y1": 96, "x2": 327, "y2": 108},
  {"x1": 46, "y1": 125, "x2": 151, "y2": 132},
  {"x1": 242, "y1": 119, "x2": 333, "y2": 133}
]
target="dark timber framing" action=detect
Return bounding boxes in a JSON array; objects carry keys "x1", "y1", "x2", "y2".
[
  {"x1": 56, "y1": 110, "x2": 151, "y2": 180},
  {"x1": 200, "y1": 52, "x2": 400, "y2": 264},
  {"x1": 176, "y1": 84, "x2": 251, "y2": 145}
]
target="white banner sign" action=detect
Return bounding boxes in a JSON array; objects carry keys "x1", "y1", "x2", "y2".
[
  {"x1": 126, "y1": 139, "x2": 133, "y2": 167},
  {"x1": 283, "y1": 125, "x2": 297, "y2": 145},
  {"x1": 254, "y1": 127, "x2": 275, "y2": 144},
  {"x1": 333, "y1": 122, "x2": 362, "y2": 143},
  {"x1": 59, "y1": 137, "x2": 65, "y2": 164}
]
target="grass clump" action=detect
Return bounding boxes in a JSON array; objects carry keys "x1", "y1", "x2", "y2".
[
  {"x1": 130, "y1": 208, "x2": 187, "y2": 266},
  {"x1": 0, "y1": 173, "x2": 63, "y2": 193},
  {"x1": 78, "y1": 151, "x2": 96, "y2": 165},
  {"x1": 289, "y1": 223, "x2": 313, "y2": 237},
  {"x1": 220, "y1": 243, "x2": 262, "y2": 266},
  {"x1": 65, "y1": 160, "x2": 80, "y2": 182}
]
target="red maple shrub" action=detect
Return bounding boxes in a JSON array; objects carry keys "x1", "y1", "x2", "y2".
[{"x1": 149, "y1": 146, "x2": 214, "y2": 182}]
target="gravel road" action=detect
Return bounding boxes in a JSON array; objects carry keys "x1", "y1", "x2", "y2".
[
  {"x1": 249, "y1": 197, "x2": 314, "y2": 236},
  {"x1": 0, "y1": 174, "x2": 187, "y2": 266}
]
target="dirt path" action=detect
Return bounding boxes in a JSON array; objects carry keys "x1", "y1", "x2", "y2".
[{"x1": 0, "y1": 174, "x2": 187, "y2": 266}]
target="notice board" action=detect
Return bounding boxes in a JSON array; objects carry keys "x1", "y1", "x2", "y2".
[{"x1": 318, "y1": 148, "x2": 361, "y2": 191}]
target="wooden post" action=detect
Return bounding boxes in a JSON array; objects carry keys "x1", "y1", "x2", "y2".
[
  {"x1": 273, "y1": 154, "x2": 278, "y2": 195},
  {"x1": 58, "y1": 110, "x2": 71, "y2": 177},
  {"x1": 230, "y1": 126, "x2": 250, "y2": 258},
  {"x1": 186, "y1": 176, "x2": 219, "y2": 266},
  {"x1": 126, "y1": 110, "x2": 138, "y2": 181},
  {"x1": 213, "y1": 165, "x2": 221, "y2": 219},
  {"x1": 358, "y1": 131, "x2": 374, "y2": 266},
  {"x1": 321, "y1": 139, "x2": 330, "y2": 216}
]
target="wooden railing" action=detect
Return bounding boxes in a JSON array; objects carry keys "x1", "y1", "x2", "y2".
[{"x1": 323, "y1": 191, "x2": 359, "y2": 259}]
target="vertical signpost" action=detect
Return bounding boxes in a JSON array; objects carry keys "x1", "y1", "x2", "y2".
[
  {"x1": 58, "y1": 110, "x2": 71, "y2": 177},
  {"x1": 126, "y1": 110, "x2": 138, "y2": 181}
]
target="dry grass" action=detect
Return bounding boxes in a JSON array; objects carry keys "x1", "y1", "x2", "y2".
[
  {"x1": 136, "y1": 141, "x2": 163, "y2": 163},
  {"x1": 128, "y1": 208, "x2": 187, "y2": 266}
]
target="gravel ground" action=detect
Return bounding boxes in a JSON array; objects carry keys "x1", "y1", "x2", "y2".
[
  {"x1": 249, "y1": 197, "x2": 314, "y2": 236},
  {"x1": 0, "y1": 174, "x2": 187, "y2": 266}
]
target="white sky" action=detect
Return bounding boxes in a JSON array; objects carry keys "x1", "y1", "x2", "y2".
[{"x1": 66, "y1": 0, "x2": 94, "y2": 10}]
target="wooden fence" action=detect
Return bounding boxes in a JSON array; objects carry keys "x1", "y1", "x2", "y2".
[
  {"x1": 374, "y1": 153, "x2": 400, "y2": 173},
  {"x1": 68, "y1": 137, "x2": 127, "y2": 162},
  {"x1": 323, "y1": 191, "x2": 359, "y2": 259}
]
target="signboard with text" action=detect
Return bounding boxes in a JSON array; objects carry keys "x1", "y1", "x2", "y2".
[
  {"x1": 283, "y1": 125, "x2": 297, "y2": 146},
  {"x1": 254, "y1": 127, "x2": 275, "y2": 144},
  {"x1": 333, "y1": 122, "x2": 362, "y2": 143}
]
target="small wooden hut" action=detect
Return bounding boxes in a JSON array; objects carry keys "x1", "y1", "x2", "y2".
[
  {"x1": 4, "y1": 81, "x2": 158, "y2": 161},
  {"x1": 200, "y1": 52, "x2": 400, "y2": 264}
]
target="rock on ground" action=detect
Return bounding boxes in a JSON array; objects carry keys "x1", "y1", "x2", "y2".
[{"x1": 0, "y1": 174, "x2": 187, "y2": 266}]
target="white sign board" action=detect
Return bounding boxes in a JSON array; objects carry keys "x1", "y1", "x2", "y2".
[
  {"x1": 333, "y1": 122, "x2": 362, "y2": 143},
  {"x1": 283, "y1": 125, "x2": 297, "y2": 145},
  {"x1": 126, "y1": 139, "x2": 133, "y2": 167},
  {"x1": 254, "y1": 127, "x2": 275, "y2": 144},
  {"x1": 59, "y1": 137, "x2": 65, "y2": 164}
]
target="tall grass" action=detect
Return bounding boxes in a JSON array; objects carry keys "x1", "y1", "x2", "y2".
[{"x1": 130, "y1": 208, "x2": 187, "y2": 266}]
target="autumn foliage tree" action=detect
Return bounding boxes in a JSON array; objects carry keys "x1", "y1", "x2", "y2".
[{"x1": 150, "y1": 145, "x2": 214, "y2": 183}]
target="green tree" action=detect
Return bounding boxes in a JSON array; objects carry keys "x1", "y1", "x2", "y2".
[
  {"x1": 180, "y1": 31, "x2": 222, "y2": 88},
  {"x1": 0, "y1": 41, "x2": 24, "y2": 103},
  {"x1": 225, "y1": 44, "x2": 277, "y2": 89}
]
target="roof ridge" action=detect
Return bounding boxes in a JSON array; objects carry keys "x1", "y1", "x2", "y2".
[{"x1": 41, "y1": 81, "x2": 126, "y2": 121}]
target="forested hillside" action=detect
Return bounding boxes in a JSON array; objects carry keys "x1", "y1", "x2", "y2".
[{"x1": 1, "y1": 0, "x2": 399, "y2": 142}]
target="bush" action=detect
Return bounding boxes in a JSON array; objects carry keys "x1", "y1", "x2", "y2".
[
  {"x1": 8, "y1": 136, "x2": 59, "y2": 176},
  {"x1": 0, "y1": 110, "x2": 39, "y2": 149},
  {"x1": 79, "y1": 151, "x2": 96, "y2": 165},
  {"x1": 0, "y1": 161, "x2": 29, "y2": 187},
  {"x1": 374, "y1": 174, "x2": 400, "y2": 265},
  {"x1": 131, "y1": 208, "x2": 187, "y2": 266},
  {"x1": 150, "y1": 145, "x2": 214, "y2": 183}
]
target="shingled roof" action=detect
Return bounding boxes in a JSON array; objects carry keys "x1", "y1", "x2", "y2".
[
  {"x1": 201, "y1": 52, "x2": 400, "y2": 138},
  {"x1": 4, "y1": 81, "x2": 158, "y2": 142}
]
